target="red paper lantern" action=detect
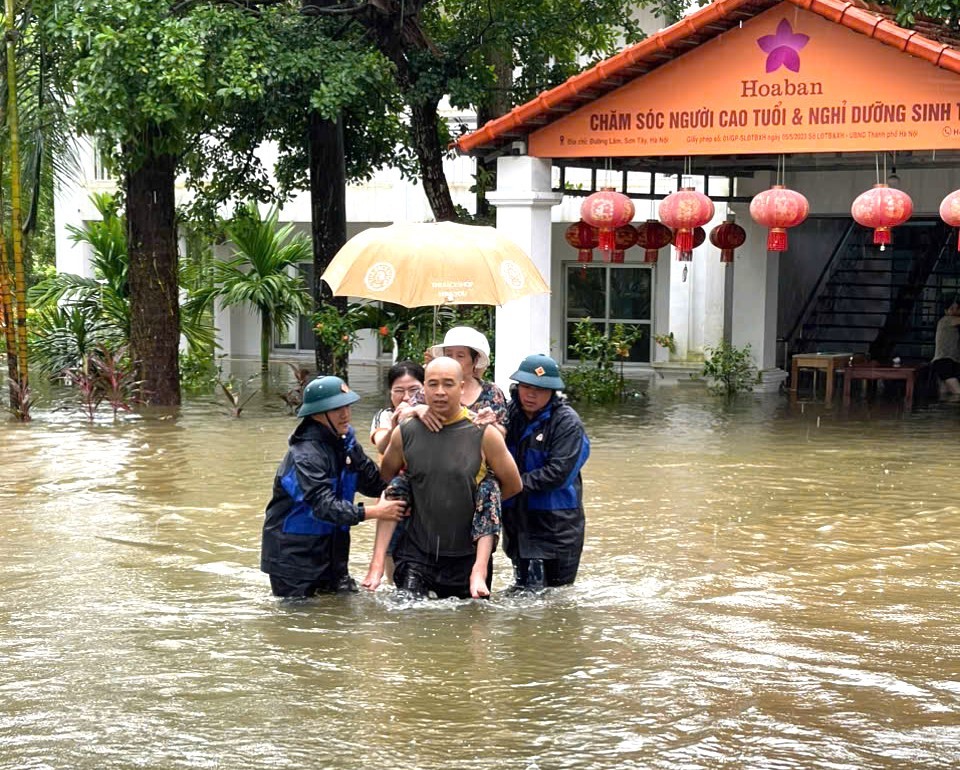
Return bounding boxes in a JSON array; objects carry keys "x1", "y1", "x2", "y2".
[
  {"x1": 672, "y1": 226, "x2": 706, "y2": 262},
  {"x1": 709, "y1": 215, "x2": 747, "y2": 263},
  {"x1": 658, "y1": 188, "x2": 714, "y2": 254},
  {"x1": 634, "y1": 220, "x2": 673, "y2": 264},
  {"x1": 565, "y1": 221, "x2": 599, "y2": 263},
  {"x1": 851, "y1": 183, "x2": 913, "y2": 249},
  {"x1": 610, "y1": 224, "x2": 639, "y2": 264},
  {"x1": 940, "y1": 189, "x2": 960, "y2": 251},
  {"x1": 749, "y1": 185, "x2": 809, "y2": 251},
  {"x1": 581, "y1": 188, "x2": 635, "y2": 259}
]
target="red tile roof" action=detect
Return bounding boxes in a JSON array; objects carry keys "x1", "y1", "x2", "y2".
[{"x1": 454, "y1": 0, "x2": 960, "y2": 156}]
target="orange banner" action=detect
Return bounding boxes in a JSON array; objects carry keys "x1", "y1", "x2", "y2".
[{"x1": 529, "y1": 6, "x2": 960, "y2": 157}]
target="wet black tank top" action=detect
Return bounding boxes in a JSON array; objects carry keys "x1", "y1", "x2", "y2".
[{"x1": 396, "y1": 417, "x2": 483, "y2": 559}]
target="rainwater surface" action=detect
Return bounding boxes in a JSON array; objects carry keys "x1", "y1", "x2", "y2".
[{"x1": 2, "y1": 365, "x2": 959, "y2": 769}]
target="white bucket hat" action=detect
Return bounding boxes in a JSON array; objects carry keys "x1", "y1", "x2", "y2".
[{"x1": 429, "y1": 326, "x2": 490, "y2": 373}]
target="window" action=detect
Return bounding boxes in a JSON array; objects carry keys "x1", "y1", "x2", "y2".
[
  {"x1": 564, "y1": 264, "x2": 653, "y2": 363},
  {"x1": 91, "y1": 139, "x2": 114, "y2": 181},
  {"x1": 274, "y1": 262, "x2": 316, "y2": 352}
]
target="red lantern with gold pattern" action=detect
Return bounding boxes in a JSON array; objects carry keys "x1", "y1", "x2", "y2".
[
  {"x1": 658, "y1": 188, "x2": 714, "y2": 254},
  {"x1": 610, "y1": 224, "x2": 639, "y2": 264},
  {"x1": 565, "y1": 221, "x2": 599, "y2": 263},
  {"x1": 709, "y1": 214, "x2": 747, "y2": 263},
  {"x1": 852, "y1": 183, "x2": 913, "y2": 250},
  {"x1": 940, "y1": 189, "x2": 960, "y2": 251},
  {"x1": 749, "y1": 185, "x2": 809, "y2": 251},
  {"x1": 673, "y1": 226, "x2": 706, "y2": 262},
  {"x1": 581, "y1": 188, "x2": 635, "y2": 259},
  {"x1": 634, "y1": 220, "x2": 672, "y2": 264}
]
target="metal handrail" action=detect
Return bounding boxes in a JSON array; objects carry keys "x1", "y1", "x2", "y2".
[{"x1": 784, "y1": 219, "x2": 858, "y2": 349}]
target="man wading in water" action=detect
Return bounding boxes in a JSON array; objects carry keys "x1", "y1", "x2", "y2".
[{"x1": 377, "y1": 357, "x2": 522, "y2": 599}]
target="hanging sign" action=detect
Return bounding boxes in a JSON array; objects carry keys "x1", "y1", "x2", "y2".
[{"x1": 529, "y1": 6, "x2": 960, "y2": 158}]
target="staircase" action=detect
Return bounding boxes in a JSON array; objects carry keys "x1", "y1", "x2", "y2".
[{"x1": 790, "y1": 218, "x2": 959, "y2": 361}]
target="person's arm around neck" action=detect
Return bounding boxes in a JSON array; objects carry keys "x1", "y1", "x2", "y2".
[{"x1": 482, "y1": 425, "x2": 522, "y2": 501}]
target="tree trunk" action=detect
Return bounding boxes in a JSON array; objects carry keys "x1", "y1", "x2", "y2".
[
  {"x1": 5, "y1": 0, "x2": 29, "y2": 418},
  {"x1": 260, "y1": 311, "x2": 272, "y2": 375},
  {"x1": 308, "y1": 110, "x2": 349, "y2": 379},
  {"x1": 409, "y1": 99, "x2": 456, "y2": 222},
  {"x1": 125, "y1": 128, "x2": 181, "y2": 407},
  {"x1": 474, "y1": 44, "x2": 514, "y2": 223}
]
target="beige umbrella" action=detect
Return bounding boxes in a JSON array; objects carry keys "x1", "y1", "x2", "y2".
[{"x1": 320, "y1": 221, "x2": 550, "y2": 307}]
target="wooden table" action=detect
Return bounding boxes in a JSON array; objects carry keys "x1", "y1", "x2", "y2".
[
  {"x1": 841, "y1": 364, "x2": 925, "y2": 410},
  {"x1": 790, "y1": 353, "x2": 855, "y2": 404}
]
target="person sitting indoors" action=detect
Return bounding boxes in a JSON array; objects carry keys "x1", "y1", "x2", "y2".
[
  {"x1": 932, "y1": 299, "x2": 960, "y2": 397},
  {"x1": 503, "y1": 354, "x2": 590, "y2": 593},
  {"x1": 377, "y1": 357, "x2": 522, "y2": 600},
  {"x1": 360, "y1": 361, "x2": 424, "y2": 589},
  {"x1": 260, "y1": 376, "x2": 407, "y2": 598}
]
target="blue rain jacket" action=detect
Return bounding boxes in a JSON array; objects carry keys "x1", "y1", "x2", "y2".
[
  {"x1": 260, "y1": 418, "x2": 385, "y2": 583},
  {"x1": 504, "y1": 390, "x2": 590, "y2": 559}
]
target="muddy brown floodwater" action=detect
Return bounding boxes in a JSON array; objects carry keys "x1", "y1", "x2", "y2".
[{"x1": 2, "y1": 364, "x2": 959, "y2": 769}]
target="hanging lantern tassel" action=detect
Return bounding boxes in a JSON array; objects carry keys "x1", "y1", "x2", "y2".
[
  {"x1": 709, "y1": 214, "x2": 747, "y2": 264},
  {"x1": 659, "y1": 188, "x2": 714, "y2": 258},
  {"x1": 611, "y1": 224, "x2": 638, "y2": 264},
  {"x1": 581, "y1": 188, "x2": 636, "y2": 261},
  {"x1": 852, "y1": 183, "x2": 913, "y2": 251},
  {"x1": 673, "y1": 227, "x2": 705, "y2": 262},
  {"x1": 565, "y1": 221, "x2": 599, "y2": 263},
  {"x1": 939, "y1": 189, "x2": 960, "y2": 252},
  {"x1": 634, "y1": 220, "x2": 673, "y2": 264},
  {"x1": 750, "y1": 185, "x2": 809, "y2": 252}
]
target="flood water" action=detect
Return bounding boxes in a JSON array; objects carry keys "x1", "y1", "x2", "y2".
[{"x1": 2, "y1": 364, "x2": 959, "y2": 769}]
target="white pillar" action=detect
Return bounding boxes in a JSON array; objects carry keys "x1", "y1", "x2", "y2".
[
  {"x1": 487, "y1": 155, "x2": 562, "y2": 393},
  {"x1": 730, "y1": 200, "x2": 788, "y2": 392}
]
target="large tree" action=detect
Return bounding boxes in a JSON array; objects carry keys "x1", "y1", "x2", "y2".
[{"x1": 303, "y1": 1, "x2": 651, "y2": 222}]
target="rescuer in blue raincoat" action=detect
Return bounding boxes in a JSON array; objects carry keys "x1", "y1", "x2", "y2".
[
  {"x1": 260, "y1": 376, "x2": 407, "y2": 598},
  {"x1": 503, "y1": 354, "x2": 590, "y2": 591}
]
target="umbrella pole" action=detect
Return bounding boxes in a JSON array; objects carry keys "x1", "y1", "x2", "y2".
[{"x1": 433, "y1": 305, "x2": 438, "y2": 345}]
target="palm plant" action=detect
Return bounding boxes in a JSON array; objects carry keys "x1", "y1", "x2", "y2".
[
  {"x1": 212, "y1": 204, "x2": 311, "y2": 374},
  {"x1": 28, "y1": 193, "x2": 215, "y2": 375}
]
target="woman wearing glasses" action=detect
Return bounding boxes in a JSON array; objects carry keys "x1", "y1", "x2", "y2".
[{"x1": 362, "y1": 361, "x2": 425, "y2": 588}]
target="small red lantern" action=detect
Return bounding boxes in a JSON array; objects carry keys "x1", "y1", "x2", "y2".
[
  {"x1": 851, "y1": 183, "x2": 912, "y2": 250},
  {"x1": 710, "y1": 214, "x2": 747, "y2": 263},
  {"x1": 659, "y1": 188, "x2": 714, "y2": 254},
  {"x1": 634, "y1": 220, "x2": 672, "y2": 264},
  {"x1": 673, "y1": 226, "x2": 706, "y2": 262},
  {"x1": 940, "y1": 189, "x2": 960, "y2": 251},
  {"x1": 610, "y1": 224, "x2": 638, "y2": 264},
  {"x1": 749, "y1": 185, "x2": 809, "y2": 251},
  {"x1": 581, "y1": 188, "x2": 635, "y2": 259},
  {"x1": 565, "y1": 221, "x2": 599, "y2": 263}
]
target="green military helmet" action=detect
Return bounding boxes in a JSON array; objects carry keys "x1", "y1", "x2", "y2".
[
  {"x1": 297, "y1": 375, "x2": 360, "y2": 418},
  {"x1": 510, "y1": 353, "x2": 565, "y2": 391}
]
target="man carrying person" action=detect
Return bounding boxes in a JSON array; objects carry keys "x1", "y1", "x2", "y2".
[{"x1": 376, "y1": 357, "x2": 522, "y2": 599}]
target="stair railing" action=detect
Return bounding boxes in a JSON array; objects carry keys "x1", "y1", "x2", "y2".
[{"x1": 784, "y1": 219, "x2": 858, "y2": 354}]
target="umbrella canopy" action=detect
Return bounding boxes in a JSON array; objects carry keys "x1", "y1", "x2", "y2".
[{"x1": 320, "y1": 221, "x2": 550, "y2": 307}]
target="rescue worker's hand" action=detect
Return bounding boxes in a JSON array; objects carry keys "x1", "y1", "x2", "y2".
[
  {"x1": 361, "y1": 563, "x2": 384, "y2": 590},
  {"x1": 369, "y1": 492, "x2": 408, "y2": 521},
  {"x1": 469, "y1": 569, "x2": 490, "y2": 599}
]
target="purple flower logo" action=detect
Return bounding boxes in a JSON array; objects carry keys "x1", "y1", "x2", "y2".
[{"x1": 757, "y1": 19, "x2": 809, "y2": 73}]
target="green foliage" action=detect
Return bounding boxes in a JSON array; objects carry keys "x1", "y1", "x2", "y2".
[
  {"x1": 28, "y1": 194, "x2": 215, "y2": 374},
  {"x1": 208, "y1": 203, "x2": 312, "y2": 372},
  {"x1": 653, "y1": 331, "x2": 677, "y2": 355},
  {"x1": 565, "y1": 319, "x2": 644, "y2": 404},
  {"x1": 312, "y1": 304, "x2": 362, "y2": 366},
  {"x1": 701, "y1": 341, "x2": 757, "y2": 397}
]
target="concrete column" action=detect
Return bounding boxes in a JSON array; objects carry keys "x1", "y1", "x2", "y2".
[
  {"x1": 730, "y1": 198, "x2": 788, "y2": 392},
  {"x1": 487, "y1": 155, "x2": 562, "y2": 393}
]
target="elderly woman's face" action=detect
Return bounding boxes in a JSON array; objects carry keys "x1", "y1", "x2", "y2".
[{"x1": 444, "y1": 345, "x2": 476, "y2": 377}]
